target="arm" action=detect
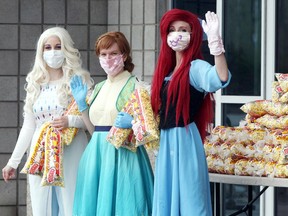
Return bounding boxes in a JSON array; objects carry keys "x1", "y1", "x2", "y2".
[
  {"x1": 202, "y1": 11, "x2": 229, "y2": 82},
  {"x1": 52, "y1": 113, "x2": 94, "y2": 134},
  {"x1": 51, "y1": 114, "x2": 87, "y2": 130},
  {"x1": 2, "y1": 112, "x2": 35, "y2": 182},
  {"x1": 215, "y1": 53, "x2": 229, "y2": 82},
  {"x1": 189, "y1": 59, "x2": 231, "y2": 93},
  {"x1": 80, "y1": 109, "x2": 94, "y2": 135},
  {"x1": 53, "y1": 87, "x2": 94, "y2": 131},
  {"x1": 51, "y1": 111, "x2": 94, "y2": 134},
  {"x1": 67, "y1": 115, "x2": 86, "y2": 129},
  {"x1": 70, "y1": 75, "x2": 95, "y2": 135}
]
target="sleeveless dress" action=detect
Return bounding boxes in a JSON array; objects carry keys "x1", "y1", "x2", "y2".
[
  {"x1": 73, "y1": 71, "x2": 154, "y2": 216},
  {"x1": 152, "y1": 59, "x2": 231, "y2": 216}
]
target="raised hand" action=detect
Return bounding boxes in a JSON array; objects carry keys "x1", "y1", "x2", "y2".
[
  {"x1": 70, "y1": 75, "x2": 88, "y2": 112},
  {"x1": 202, "y1": 11, "x2": 220, "y2": 39},
  {"x1": 202, "y1": 11, "x2": 225, "y2": 56}
]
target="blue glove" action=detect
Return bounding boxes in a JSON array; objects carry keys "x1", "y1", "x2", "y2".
[
  {"x1": 114, "y1": 112, "x2": 133, "y2": 129},
  {"x1": 70, "y1": 75, "x2": 88, "y2": 112}
]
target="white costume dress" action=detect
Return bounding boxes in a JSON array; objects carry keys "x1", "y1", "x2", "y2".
[{"x1": 7, "y1": 79, "x2": 88, "y2": 216}]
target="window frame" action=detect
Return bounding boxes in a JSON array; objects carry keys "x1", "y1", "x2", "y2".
[{"x1": 214, "y1": 1, "x2": 276, "y2": 216}]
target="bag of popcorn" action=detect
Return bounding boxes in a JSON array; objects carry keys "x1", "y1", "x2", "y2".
[{"x1": 107, "y1": 88, "x2": 159, "y2": 151}]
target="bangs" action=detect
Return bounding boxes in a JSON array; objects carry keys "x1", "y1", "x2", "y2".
[
  {"x1": 95, "y1": 35, "x2": 117, "y2": 55},
  {"x1": 160, "y1": 9, "x2": 199, "y2": 38},
  {"x1": 99, "y1": 36, "x2": 116, "y2": 49}
]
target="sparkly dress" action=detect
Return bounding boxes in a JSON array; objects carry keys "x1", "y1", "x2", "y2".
[{"x1": 73, "y1": 71, "x2": 154, "y2": 216}]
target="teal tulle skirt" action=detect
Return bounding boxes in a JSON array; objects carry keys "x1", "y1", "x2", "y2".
[{"x1": 73, "y1": 131, "x2": 154, "y2": 216}]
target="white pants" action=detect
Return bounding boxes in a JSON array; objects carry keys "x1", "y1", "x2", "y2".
[{"x1": 28, "y1": 131, "x2": 87, "y2": 216}]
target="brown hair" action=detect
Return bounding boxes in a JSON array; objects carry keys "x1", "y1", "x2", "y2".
[{"x1": 95, "y1": 31, "x2": 134, "y2": 72}]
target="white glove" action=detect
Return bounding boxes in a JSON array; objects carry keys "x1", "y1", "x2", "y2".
[{"x1": 202, "y1": 11, "x2": 225, "y2": 56}]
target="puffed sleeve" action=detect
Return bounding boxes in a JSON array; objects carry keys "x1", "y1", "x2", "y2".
[
  {"x1": 189, "y1": 59, "x2": 231, "y2": 93},
  {"x1": 7, "y1": 112, "x2": 36, "y2": 169}
]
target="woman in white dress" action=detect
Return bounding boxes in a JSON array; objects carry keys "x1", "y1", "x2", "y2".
[{"x1": 1, "y1": 27, "x2": 93, "y2": 216}]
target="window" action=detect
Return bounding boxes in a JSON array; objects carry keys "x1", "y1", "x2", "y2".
[{"x1": 275, "y1": 0, "x2": 288, "y2": 215}]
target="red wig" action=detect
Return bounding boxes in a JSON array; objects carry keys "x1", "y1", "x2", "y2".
[{"x1": 151, "y1": 8, "x2": 214, "y2": 141}]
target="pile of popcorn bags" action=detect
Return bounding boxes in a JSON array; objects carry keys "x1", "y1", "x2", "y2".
[{"x1": 205, "y1": 73, "x2": 288, "y2": 178}]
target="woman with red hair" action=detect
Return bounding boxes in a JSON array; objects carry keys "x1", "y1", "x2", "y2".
[{"x1": 151, "y1": 9, "x2": 231, "y2": 215}]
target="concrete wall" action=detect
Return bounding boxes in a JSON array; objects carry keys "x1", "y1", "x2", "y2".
[{"x1": 0, "y1": 0, "x2": 166, "y2": 215}]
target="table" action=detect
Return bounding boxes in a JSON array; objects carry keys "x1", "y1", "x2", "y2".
[
  {"x1": 209, "y1": 173, "x2": 288, "y2": 187},
  {"x1": 209, "y1": 173, "x2": 288, "y2": 216}
]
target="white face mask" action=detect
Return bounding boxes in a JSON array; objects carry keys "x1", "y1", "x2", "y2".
[
  {"x1": 43, "y1": 50, "x2": 65, "y2": 69},
  {"x1": 167, "y1": 32, "x2": 191, "y2": 52},
  {"x1": 99, "y1": 55, "x2": 124, "y2": 77}
]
